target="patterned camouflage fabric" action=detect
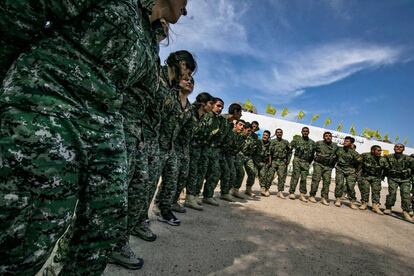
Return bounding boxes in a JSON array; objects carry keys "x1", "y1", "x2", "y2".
[
  {"x1": 217, "y1": 116, "x2": 233, "y2": 195},
  {"x1": 230, "y1": 132, "x2": 247, "y2": 190},
  {"x1": 289, "y1": 137, "x2": 315, "y2": 195},
  {"x1": 268, "y1": 138, "x2": 292, "y2": 192},
  {"x1": 334, "y1": 147, "x2": 360, "y2": 200},
  {"x1": 241, "y1": 134, "x2": 262, "y2": 188},
  {"x1": 0, "y1": 1, "x2": 158, "y2": 274},
  {"x1": 310, "y1": 140, "x2": 338, "y2": 199},
  {"x1": 357, "y1": 152, "x2": 387, "y2": 204},
  {"x1": 258, "y1": 139, "x2": 273, "y2": 189},
  {"x1": 384, "y1": 153, "x2": 414, "y2": 212}
]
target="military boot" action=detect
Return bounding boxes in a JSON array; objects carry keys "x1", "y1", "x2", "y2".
[
  {"x1": 359, "y1": 202, "x2": 368, "y2": 210},
  {"x1": 383, "y1": 208, "x2": 392, "y2": 215},
  {"x1": 260, "y1": 187, "x2": 267, "y2": 196},
  {"x1": 403, "y1": 211, "x2": 413, "y2": 222},
  {"x1": 184, "y1": 195, "x2": 203, "y2": 211},
  {"x1": 265, "y1": 188, "x2": 271, "y2": 197},
  {"x1": 131, "y1": 220, "x2": 157, "y2": 242},
  {"x1": 289, "y1": 193, "x2": 296, "y2": 200},
  {"x1": 349, "y1": 201, "x2": 357, "y2": 210},
  {"x1": 196, "y1": 196, "x2": 203, "y2": 205},
  {"x1": 231, "y1": 188, "x2": 245, "y2": 199},
  {"x1": 308, "y1": 196, "x2": 317, "y2": 203},
  {"x1": 152, "y1": 204, "x2": 161, "y2": 216},
  {"x1": 334, "y1": 198, "x2": 341, "y2": 207},
  {"x1": 109, "y1": 244, "x2": 144, "y2": 270},
  {"x1": 203, "y1": 197, "x2": 220, "y2": 206},
  {"x1": 172, "y1": 202, "x2": 186, "y2": 213},
  {"x1": 277, "y1": 191, "x2": 286, "y2": 199},
  {"x1": 321, "y1": 198, "x2": 330, "y2": 206},
  {"x1": 372, "y1": 203, "x2": 384, "y2": 215},
  {"x1": 245, "y1": 186, "x2": 256, "y2": 197},
  {"x1": 299, "y1": 193, "x2": 308, "y2": 203},
  {"x1": 409, "y1": 211, "x2": 414, "y2": 216},
  {"x1": 220, "y1": 193, "x2": 235, "y2": 202}
]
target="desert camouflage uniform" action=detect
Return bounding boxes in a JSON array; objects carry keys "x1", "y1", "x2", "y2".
[
  {"x1": 310, "y1": 141, "x2": 338, "y2": 199},
  {"x1": 0, "y1": 1, "x2": 159, "y2": 274},
  {"x1": 289, "y1": 137, "x2": 315, "y2": 194}
]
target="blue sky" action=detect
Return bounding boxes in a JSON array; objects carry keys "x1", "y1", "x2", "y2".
[{"x1": 160, "y1": 0, "x2": 414, "y2": 146}]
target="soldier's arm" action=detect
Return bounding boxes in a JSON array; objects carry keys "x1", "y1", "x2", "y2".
[{"x1": 286, "y1": 142, "x2": 293, "y2": 165}]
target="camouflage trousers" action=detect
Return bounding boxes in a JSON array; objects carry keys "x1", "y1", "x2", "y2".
[
  {"x1": 219, "y1": 152, "x2": 231, "y2": 195},
  {"x1": 310, "y1": 162, "x2": 333, "y2": 199},
  {"x1": 412, "y1": 179, "x2": 414, "y2": 210},
  {"x1": 234, "y1": 154, "x2": 246, "y2": 190},
  {"x1": 385, "y1": 178, "x2": 412, "y2": 212},
  {"x1": 155, "y1": 147, "x2": 179, "y2": 214},
  {"x1": 186, "y1": 146, "x2": 203, "y2": 196},
  {"x1": 266, "y1": 160, "x2": 287, "y2": 191},
  {"x1": 334, "y1": 168, "x2": 357, "y2": 200},
  {"x1": 289, "y1": 158, "x2": 310, "y2": 194},
  {"x1": 0, "y1": 108, "x2": 128, "y2": 275},
  {"x1": 244, "y1": 158, "x2": 258, "y2": 188},
  {"x1": 358, "y1": 176, "x2": 382, "y2": 204},
  {"x1": 173, "y1": 145, "x2": 190, "y2": 203},
  {"x1": 198, "y1": 147, "x2": 221, "y2": 198}
]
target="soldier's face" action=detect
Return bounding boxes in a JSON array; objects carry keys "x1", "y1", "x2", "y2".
[
  {"x1": 252, "y1": 123, "x2": 258, "y2": 132},
  {"x1": 343, "y1": 139, "x2": 352, "y2": 148},
  {"x1": 203, "y1": 101, "x2": 214, "y2": 113},
  {"x1": 324, "y1": 133, "x2": 332, "y2": 143},
  {"x1": 302, "y1": 128, "x2": 309, "y2": 137},
  {"x1": 262, "y1": 132, "x2": 269, "y2": 141},
  {"x1": 153, "y1": 0, "x2": 188, "y2": 24},
  {"x1": 212, "y1": 101, "x2": 224, "y2": 114},
  {"x1": 179, "y1": 76, "x2": 194, "y2": 94},
  {"x1": 394, "y1": 144, "x2": 404, "y2": 154},
  {"x1": 276, "y1": 130, "x2": 283, "y2": 139},
  {"x1": 235, "y1": 122, "x2": 245, "y2": 133},
  {"x1": 372, "y1": 148, "x2": 382, "y2": 157},
  {"x1": 244, "y1": 128, "x2": 252, "y2": 135}
]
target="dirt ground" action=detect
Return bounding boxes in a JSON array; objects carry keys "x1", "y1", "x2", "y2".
[{"x1": 103, "y1": 176, "x2": 414, "y2": 276}]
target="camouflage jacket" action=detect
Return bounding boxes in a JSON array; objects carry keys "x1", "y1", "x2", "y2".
[
  {"x1": 221, "y1": 118, "x2": 245, "y2": 155},
  {"x1": 241, "y1": 134, "x2": 262, "y2": 163},
  {"x1": 215, "y1": 115, "x2": 232, "y2": 149},
  {"x1": 158, "y1": 85, "x2": 192, "y2": 152},
  {"x1": 203, "y1": 112, "x2": 223, "y2": 147},
  {"x1": 290, "y1": 137, "x2": 315, "y2": 163},
  {"x1": 1, "y1": 1, "x2": 160, "y2": 122},
  {"x1": 259, "y1": 140, "x2": 272, "y2": 165},
  {"x1": 190, "y1": 108, "x2": 220, "y2": 148},
  {"x1": 270, "y1": 138, "x2": 292, "y2": 164},
  {"x1": 357, "y1": 153, "x2": 387, "y2": 178},
  {"x1": 335, "y1": 147, "x2": 360, "y2": 173},
  {"x1": 384, "y1": 153, "x2": 414, "y2": 181},
  {"x1": 313, "y1": 141, "x2": 338, "y2": 168}
]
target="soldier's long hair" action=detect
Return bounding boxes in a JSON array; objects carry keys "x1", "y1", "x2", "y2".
[
  {"x1": 194, "y1": 92, "x2": 213, "y2": 109},
  {"x1": 165, "y1": 50, "x2": 197, "y2": 87}
]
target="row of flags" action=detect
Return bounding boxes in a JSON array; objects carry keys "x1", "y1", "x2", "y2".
[{"x1": 243, "y1": 100, "x2": 409, "y2": 145}]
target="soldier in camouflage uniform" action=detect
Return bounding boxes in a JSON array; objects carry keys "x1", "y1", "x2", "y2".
[
  {"x1": 184, "y1": 93, "x2": 214, "y2": 211},
  {"x1": 219, "y1": 104, "x2": 244, "y2": 201},
  {"x1": 251, "y1": 121, "x2": 260, "y2": 139},
  {"x1": 334, "y1": 136, "x2": 360, "y2": 209},
  {"x1": 258, "y1": 131, "x2": 273, "y2": 197},
  {"x1": 288, "y1": 127, "x2": 315, "y2": 202},
  {"x1": 268, "y1": 129, "x2": 292, "y2": 199},
  {"x1": 230, "y1": 119, "x2": 248, "y2": 199},
  {"x1": 411, "y1": 154, "x2": 414, "y2": 216},
  {"x1": 383, "y1": 144, "x2": 414, "y2": 221},
  {"x1": 153, "y1": 51, "x2": 196, "y2": 226},
  {"x1": 357, "y1": 145, "x2": 387, "y2": 215},
  {"x1": 198, "y1": 98, "x2": 227, "y2": 206},
  {"x1": 240, "y1": 123, "x2": 262, "y2": 198},
  {"x1": 309, "y1": 132, "x2": 338, "y2": 205},
  {"x1": 0, "y1": 0, "x2": 190, "y2": 274}
]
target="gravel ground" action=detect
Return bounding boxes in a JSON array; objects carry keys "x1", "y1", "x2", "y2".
[{"x1": 104, "y1": 177, "x2": 414, "y2": 276}]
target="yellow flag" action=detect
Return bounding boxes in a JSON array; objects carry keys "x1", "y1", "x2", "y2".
[
  {"x1": 374, "y1": 130, "x2": 382, "y2": 140},
  {"x1": 336, "y1": 122, "x2": 343, "y2": 132},
  {"x1": 395, "y1": 135, "x2": 399, "y2": 143},
  {"x1": 383, "y1": 133, "x2": 389, "y2": 142},
  {"x1": 323, "y1": 117, "x2": 332, "y2": 127},
  {"x1": 244, "y1": 99, "x2": 253, "y2": 112},
  {"x1": 310, "y1": 114, "x2": 320, "y2": 124},
  {"x1": 296, "y1": 110, "x2": 305, "y2": 120},
  {"x1": 403, "y1": 138, "x2": 408, "y2": 145},
  {"x1": 266, "y1": 104, "x2": 276, "y2": 116},
  {"x1": 362, "y1": 128, "x2": 373, "y2": 139},
  {"x1": 281, "y1": 107, "x2": 289, "y2": 117},
  {"x1": 349, "y1": 124, "x2": 356, "y2": 136}
]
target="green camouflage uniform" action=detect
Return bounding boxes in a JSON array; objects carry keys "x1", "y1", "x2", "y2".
[
  {"x1": 155, "y1": 81, "x2": 192, "y2": 213},
  {"x1": 289, "y1": 137, "x2": 315, "y2": 194},
  {"x1": 241, "y1": 134, "x2": 262, "y2": 189},
  {"x1": 258, "y1": 140, "x2": 273, "y2": 189},
  {"x1": 0, "y1": 1, "x2": 158, "y2": 274},
  {"x1": 267, "y1": 138, "x2": 292, "y2": 192},
  {"x1": 196, "y1": 112, "x2": 222, "y2": 198},
  {"x1": 411, "y1": 154, "x2": 414, "y2": 211},
  {"x1": 217, "y1": 116, "x2": 233, "y2": 195},
  {"x1": 384, "y1": 153, "x2": 414, "y2": 212},
  {"x1": 334, "y1": 147, "x2": 360, "y2": 200},
  {"x1": 357, "y1": 153, "x2": 387, "y2": 204},
  {"x1": 310, "y1": 141, "x2": 338, "y2": 199},
  {"x1": 229, "y1": 131, "x2": 247, "y2": 190}
]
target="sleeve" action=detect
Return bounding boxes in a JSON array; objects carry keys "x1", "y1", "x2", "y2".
[{"x1": 286, "y1": 142, "x2": 293, "y2": 164}]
